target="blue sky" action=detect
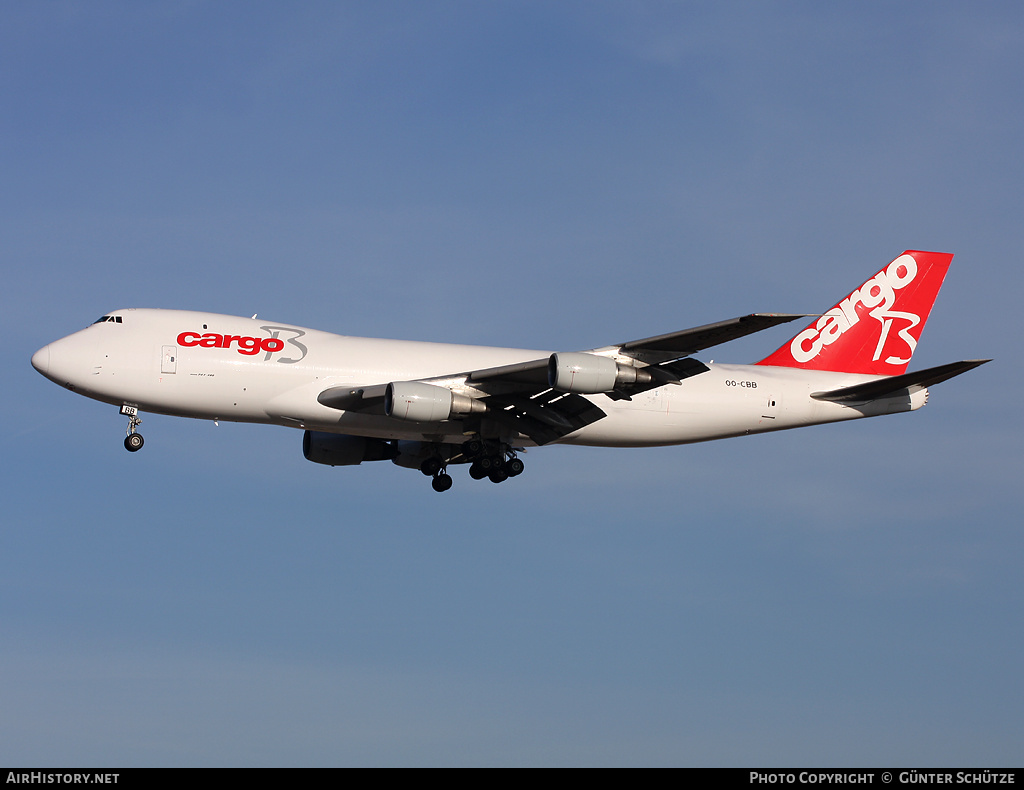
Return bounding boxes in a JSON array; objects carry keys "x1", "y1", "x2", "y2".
[{"x1": 2, "y1": 1, "x2": 1021, "y2": 766}]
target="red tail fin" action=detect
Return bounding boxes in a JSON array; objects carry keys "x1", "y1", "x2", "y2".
[{"x1": 756, "y1": 250, "x2": 953, "y2": 375}]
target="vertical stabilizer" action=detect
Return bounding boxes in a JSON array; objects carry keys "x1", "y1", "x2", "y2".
[{"x1": 756, "y1": 250, "x2": 952, "y2": 376}]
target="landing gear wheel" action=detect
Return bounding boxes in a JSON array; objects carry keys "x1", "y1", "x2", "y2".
[
  {"x1": 431, "y1": 473, "x2": 453, "y2": 492},
  {"x1": 462, "y1": 438, "x2": 483, "y2": 458},
  {"x1": 488, "y1": 468, "x2": 509, "y2": 484},
  {"x1": 122, "y1": 407, "x2": 144, "y2": 452},
  {"x1": 420, "y1": 457, "x2": 443, "y2": 477},
  {"x1": 469, "y1": 462, "x2": 487, "y2": 480},
  {"x1": 506, "y1": 457, "x2": 525, "y2": 477}
]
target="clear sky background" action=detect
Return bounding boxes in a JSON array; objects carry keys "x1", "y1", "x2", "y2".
[{"x1": 2, "y1": 1, "x2": 1021, "y2": 767}]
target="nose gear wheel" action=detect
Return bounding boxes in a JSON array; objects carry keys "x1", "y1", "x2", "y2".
[{"x1": 123, "y1": 410, "x2": 144, "y2": 453}]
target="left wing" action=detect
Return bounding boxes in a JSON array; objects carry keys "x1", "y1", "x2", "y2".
[{"x1": 318, "y1": 313, "x2": 807, "y2": 444}]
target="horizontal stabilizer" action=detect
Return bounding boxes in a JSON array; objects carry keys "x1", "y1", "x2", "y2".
[{"x1": 810, "y1": 359, "x2": 990, "y2": 403}]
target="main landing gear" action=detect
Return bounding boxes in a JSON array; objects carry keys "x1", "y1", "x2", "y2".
[
  {"x1": 121, "y1": 406, "x2": 144, "y2": 452},
  {"x1": 419, "y1": 456, "x2": 453, "y2": 492},
  {"x1": 416, "y1": 438, "x2": 525, "y2": 493},
  {"x1": 463, "y1": 439, "x2": 525, "y2": 486}
]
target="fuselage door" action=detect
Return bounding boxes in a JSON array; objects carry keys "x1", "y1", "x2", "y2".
[{"x1": 161, "y1": 345, "x2": 177, "y2": 374}]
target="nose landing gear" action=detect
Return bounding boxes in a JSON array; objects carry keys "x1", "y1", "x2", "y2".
[{"x1": 121, "y1": 406, "x2": 144, "y2": 453}]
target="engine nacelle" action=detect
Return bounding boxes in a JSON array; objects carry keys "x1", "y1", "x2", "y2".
[
  {"x1": 384, "y1": 381, "x2": 486, "y2": 422},
  {"x1": 302, "y1": 431, "x2": 396, "y2": 467},
  {"x1": 547, "y1": 352, "x2": 652, "y2": 394}
]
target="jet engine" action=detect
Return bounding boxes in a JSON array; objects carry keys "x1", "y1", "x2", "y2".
[
  {"x1": 384, "y1": 381, "x2": 486, "y2": 422},
  {"x1": 547, "y1": 352, "x2": 652, "y2": 394},
  {"x1": 302, "y1": 431, "x2": 396, "y2": 466}
]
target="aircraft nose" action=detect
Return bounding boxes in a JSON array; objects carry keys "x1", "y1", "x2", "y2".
[{"x1": 31, "y1": 344, "x2": 50, "y2": 375}]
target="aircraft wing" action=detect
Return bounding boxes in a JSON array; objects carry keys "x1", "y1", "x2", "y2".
[
  {"x1": 464, "y1": 312, "x2": 808, "y2": 394},
  {"x1": 612, "y1": 313, "x2": 810, "y2": 362},
  {"x1": 316, "y1": 378, "x2": 605, "y2": 445},
  {"x1": 317, "y1": 313, "x2": 807, "y2": 444}
]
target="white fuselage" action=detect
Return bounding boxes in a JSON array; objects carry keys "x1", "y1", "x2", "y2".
[{"x1": 32, "y1": 309, "x2": 926, "y2": 447}]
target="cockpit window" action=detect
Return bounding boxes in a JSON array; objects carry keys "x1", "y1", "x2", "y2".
[{"x1": 92, "y1": 316, "x2": 123, "y2": 324}]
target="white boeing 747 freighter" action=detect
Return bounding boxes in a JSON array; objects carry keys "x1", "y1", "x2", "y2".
[{"x1": 32, "y1": 250, "x2": 987, "y2": 491}]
